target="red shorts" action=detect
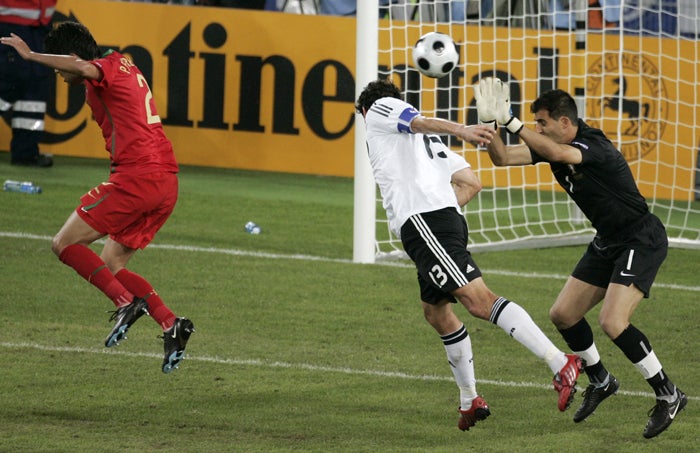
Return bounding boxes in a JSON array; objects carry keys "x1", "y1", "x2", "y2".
[{"x1": 76, "y1": 171, "x2": 178, "y2": 250}]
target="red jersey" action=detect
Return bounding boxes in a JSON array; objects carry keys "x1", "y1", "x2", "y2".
[{"x1": 85, "y1": 50, "x2": 178, "y2": 175}]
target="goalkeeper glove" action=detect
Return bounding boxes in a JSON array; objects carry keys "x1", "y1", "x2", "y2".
[
  {"x1": 493, "y1": 78, "x2": 523, "y2": 134},
  {"x1": 473, "y1": 77, "x2": 498, "y2": 130},
  {"x1": 474, "y1": 77, "x2": 524, "y2": 134}
]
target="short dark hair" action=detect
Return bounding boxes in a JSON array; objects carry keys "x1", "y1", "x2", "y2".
[
  {"x1": 530, "y1": 89, "x2": 578, "y2": 122},
  {"x1": 355, "y1": 79, "x2": 402, "y2": 114},
  {"x1": 45, "y1": 21, "x2": 100, "y2": 61}
]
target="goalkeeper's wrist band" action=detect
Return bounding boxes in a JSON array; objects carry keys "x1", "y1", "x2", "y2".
[
  {"x1": 505, "y1": 117, "x2": 524, "y2": 134},
  {"x1": 479, "y1": 120, "x2": 497, "y2": 131}
]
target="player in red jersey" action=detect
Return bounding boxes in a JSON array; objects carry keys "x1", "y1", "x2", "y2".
[{"x1": 1, "y1": 22, "x2": 194, "y2": 374}]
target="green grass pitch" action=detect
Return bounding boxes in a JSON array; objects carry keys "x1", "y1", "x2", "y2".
[{"x1": 1, "y1": 155, "x2": 697, "y2": 452}]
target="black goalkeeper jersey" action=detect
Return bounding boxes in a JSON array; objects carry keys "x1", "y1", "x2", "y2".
[{"x1": 530, "y1": 119, "x2": 649, "y2": 239}]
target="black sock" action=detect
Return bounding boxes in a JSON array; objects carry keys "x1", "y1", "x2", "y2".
[
  {"x1": 559, "y1": 318, "x2": 608, "y2": 383},
  {"x1": 613, "y1": 324, "x2": 675, "y2": 399},
  {"x1": 647, "y1": 371, "x2": 676, "y2": 399}
]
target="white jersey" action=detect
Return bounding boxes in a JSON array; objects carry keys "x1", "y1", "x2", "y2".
[{"x1": 364, "y1": 96, "x2": 470, "y2": 237}]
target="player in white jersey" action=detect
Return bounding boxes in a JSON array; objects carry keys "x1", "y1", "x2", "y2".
[{"x1": 356, "y1": 79, "x2": 583, "y2": 431}]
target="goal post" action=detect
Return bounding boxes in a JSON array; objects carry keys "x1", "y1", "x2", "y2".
[
  {"x1": 353, "y1": 0, "x2": 700, "y2": 263},
  {"x1": 353, "y1": 0, "x2": 379, "y2": 264}
]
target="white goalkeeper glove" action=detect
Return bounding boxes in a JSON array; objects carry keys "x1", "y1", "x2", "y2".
[
  {"x1": 494, "y1": 78, "x2": 524, "y2": 134},
  {"x1": 473, "y1": 77, "x2": 498, "y2": 130},
  {"x1": 474, "y1": 77, "x2": 523, "y2": 134}
]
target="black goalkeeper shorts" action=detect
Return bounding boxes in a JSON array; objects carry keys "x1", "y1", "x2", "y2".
[{"x1": 572, "y1": 213, "x2": 668, "y2": 298}]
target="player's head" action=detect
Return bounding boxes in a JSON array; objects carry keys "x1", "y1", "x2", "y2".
[
  {"x1": 45, "y1": 21, "x2": 100, "y2": 61},
  {"x1": 531, "y1": 89, "x2": 578, "y2": 123},
  {"x1": 531, "y1": 89, "x2": 579, "y2": 142},
  {"x1": 355, "y1": 79, "x2": 402, "y2": 115}
]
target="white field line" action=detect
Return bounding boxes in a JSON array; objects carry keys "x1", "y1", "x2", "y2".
[
  {"x1": 2, "y1": 231, "x2": 699, "y2": 292},
  {"x1": 3, "y1": 341, "x2": 697, "y2": 402},
  {"x1": 3, "y1": 231, "x2": 699, "y2": 402}
]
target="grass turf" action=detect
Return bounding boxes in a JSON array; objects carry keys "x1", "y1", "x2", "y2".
[{"x1": 1, "y1": 154, "x2": 697, "y2": 452}]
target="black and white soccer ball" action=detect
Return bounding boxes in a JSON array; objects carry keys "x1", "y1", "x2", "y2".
[{"x1": 412, "y1": 32, "x2": 459, "y2": 79}]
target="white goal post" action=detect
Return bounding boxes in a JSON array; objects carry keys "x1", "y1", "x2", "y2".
[{"x1": 354, "y1": 0, "x2": 700, "y2": 263}]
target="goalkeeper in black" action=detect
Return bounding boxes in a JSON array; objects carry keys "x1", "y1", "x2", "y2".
[{"x1": 474, "y1": 77, "x2": 686, "y2": 439}]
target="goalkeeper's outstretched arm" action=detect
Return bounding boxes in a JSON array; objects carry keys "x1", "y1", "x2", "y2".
[
  {"x1": 486, "y1": 134, "x2": 533, "y2": 167},
  {"x1": 517, "y1": 126, "x2": 583, "y2": 164},
  {"x1": 487, "y1": 126, "x2": 584, "y2": 167},
  {"x1": 475, "y1": 76, "x2": 582, "y2": 166}
]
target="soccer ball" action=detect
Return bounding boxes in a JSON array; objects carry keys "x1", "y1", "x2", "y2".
[{"x1": 412, "y1": 32, "x2": 459, "y2": 79}]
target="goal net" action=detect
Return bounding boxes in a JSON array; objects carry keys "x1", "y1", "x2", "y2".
[{"x1": 353, "y1": 0, "x2": 700, "y2": 262}]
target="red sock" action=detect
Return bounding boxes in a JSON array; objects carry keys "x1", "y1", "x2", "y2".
[
  {"x1": 58, "y1": 244, "x2": 133, "y2": 307},
  {"x1": 115, "y1": 269, "x2": 176, "y2": 330}
]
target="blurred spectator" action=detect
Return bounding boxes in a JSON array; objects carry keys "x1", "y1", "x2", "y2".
[
  {"x1": 450, "y1": 0, "x2": 493, "y2": 22},
  {"x1": 598, "y1": 0, "x2": 621, "y2": 24},
  {"x1": 588, "y1": 0, "x2": 620, "y2": 29},
  {"x1": 320, "y1": 0, "x2": 355, "y2": 16},
  {"x1": 379, "y1": 0, "x2": 449, "y2": 21},
  {"x1": 274, "y1": 0, "x2": 319, "y2": 13},
  {"x1": 0, "y1": 0, "x2": 55, "y2": 167},
  {"x1": 620, "y1": 0, "x2": 676, "y2": 37},
  {"x1": 548, "y1": 0, "x2": 574, "y2": 30},
  {"x1": 679, "y1": 0, "x2": 700, "y2": 37},
  {"x1": 547, "y1": 0, "x2": 623, "y2": 30}
]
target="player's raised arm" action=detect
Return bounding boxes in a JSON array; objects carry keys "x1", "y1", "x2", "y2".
[
  {"x1": 0, "y1": 33, "x2": 100, "y2": 81},
  {"x1": 410, "y1": 116, "x2": 494, "y2": 147}
]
